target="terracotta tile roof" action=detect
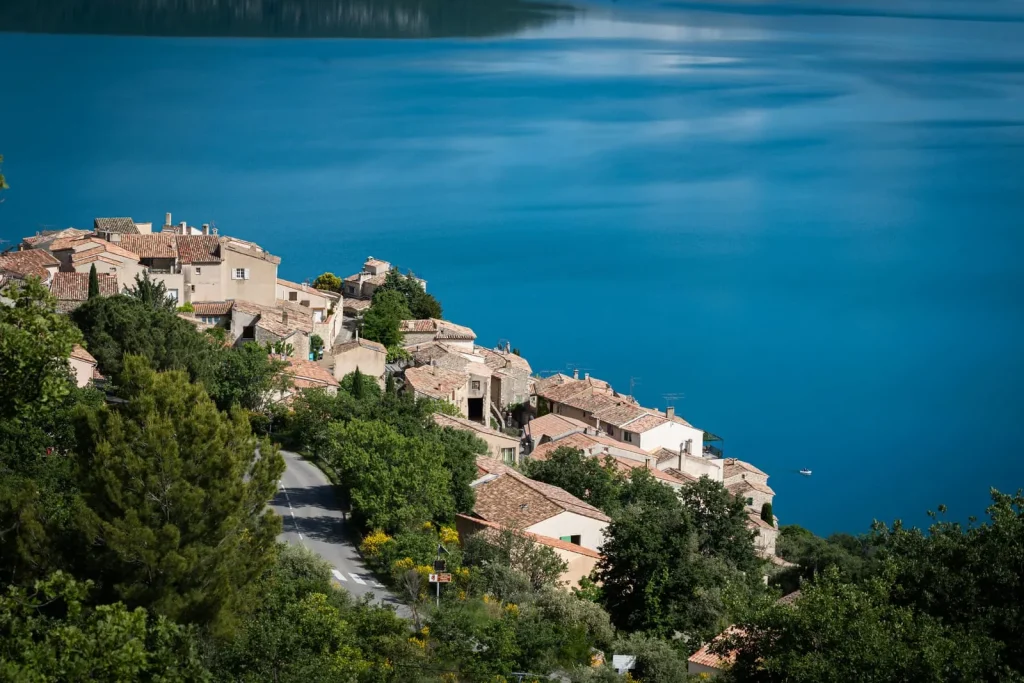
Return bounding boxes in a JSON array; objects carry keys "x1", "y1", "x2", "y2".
[
  {"x1": 120, "y1": 234, "x2": 178, "y2": 259},
  {"x1": 332, "y1": 338, "x2": 387, "y2": 355},
  {"x1": 399, "y1": 318, "x2": 476, "y2": 340},
  {"x1": 48, "y1": 272, "x2": 119, "y2": 301},
  {"x1": 175, "y1": 235, "x2": 221, "y2": 263},
  {"x1": 343, "y1": 298, "x2": 372, "y2": 312},
  {"x1": 433, "y1": 413, "x2": 518, "y2": 443},
  {"x1": 93, "y1": 217, "x2": 138, "y2": 234},
  {"x1": 70, "y1": 344, "x2": 97, "y2": 364},
  {"x1": 475, "y1": 345, "x2": 532, "y2": 374},
  {"x1": 277, "y1": 278, "x2": 341, "y2": 300},
  {"x1": 724, "y1": 458, "x2": 768, "y2": 479},
  {"x1": 608, "y1": 456, "x2": 688, "y2": 485},
  {"x1": 365, "y1": 258, "x2": 390, "y2": 269},
  {"x1": 592, "y1": 402, "x2": 648, "y2": 428},
  {"x1": 404, "y1": 365, "x2": 467, "y2": 399},
  {"x1": 456, "y1": 514, "x2": 603, "y2": 559},
  {"x1": 530, "y1": 431, "x2": 650, "y2": 461},
  {"x1": 622, "y1": 412, "x2": 669, "y2": 433},
  {"x1": 466, "y1": 362, "x2": 491, "y2": 377},
  {"x1": 688, "y1": 627, "x2": 742, "y2": 671},
  {"x1": 525, "y1": 413, "x2": 590, "y2": 443},
  {"x1": 21, "y1": 228, "x2": 92, "y2": 249},
  {"x1": 220, "y1": 236, "x2": 281, "y2": 264},
  {"x1": 662, "y1": 466, "x2": 699, "y2": 483},
  {"x1": 562, "y1": 391, "x2": 624, "y2": 415},
  {"x1": 192, "y1": 301, "x2": 234, "y2": 316},
  {"x1": 533, "y1": 373, "x2": 576, "y2": 394},
  {"x1": 746, "y1": 512, "x2": 776, "y2": 531},
  {"x1": 0, "y1": 249, "x2": 59, "y2": 279},
  {"x1": 727, "y1": 479, "x2": 776, "y2": 498},
  {"x1": 476, "y1": 457, "x2": 611, "y2": 523},
  {"x1": 53, "y1": 237, "x2": 140, "y2": 263},
  {"x1": 409, "y1": 341, "x2": 466, "y2": 367},
  {"x1": 232, "y1": 300, "x2": 313, "y2": 336},
  {"x1": 286, "y1": 359, "x2": 339, "y2": 388}
]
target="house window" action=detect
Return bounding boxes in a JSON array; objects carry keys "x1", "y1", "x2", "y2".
[
  {"x1": 606, "y1": 426, "x2": 614, "y2": 437},
  {"x1": 472, "y1": 380, "x2": 481, "y2": 390},
  {"x1": 195, "y1": 267, "x2": 201, "y2": 275},
  {"x1": 190, "y1": 284, "x2": 195, "y2": 292},
  {"x1": 559, "y1": 535, "x2": 582, "y2": 545},
  {"x1": 289, "y1": 291, "x2": 297, "y2": 301},
  {"x1": 500, "y1": 447, "x2": 515, "y2": 465},
  {"x1": 623, "y1": 431, "x2": 633, "y2": 443},
  {"x1": 746, "y1": 497, "x2": 754, "y2": 506},
  {"x1": 166, "y1": 289, "x2": 178, "y2": 301},
  {"x1": 233, "y1": 268, "x2": 248, "y2": 280}
]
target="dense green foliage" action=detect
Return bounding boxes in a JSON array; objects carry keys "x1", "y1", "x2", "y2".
[
  {"x1": 374, "y1": 268, "x2": 442, "y2": 320},
  {"x1": 361, "y1": 290, "x2": 410, "y2": 347},
  {"x1": 124, "y1": 271, "x2": 178, "y2": 312},
  {"x1": 311, "y1": 271, "x2": 342, "y2": 293},
  {"x1": 4, "y1": 271, "x2": 1024, "y2": 683}
]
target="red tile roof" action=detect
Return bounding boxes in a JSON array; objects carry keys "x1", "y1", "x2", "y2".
[
  {"x1": 0, "y1": 249, "x2": 59, "y2": 279},
  {"x1": 120, "y1": 234, "x2": 178, "y2": 259},
  {"x1": 70, "y1": 344, "x2": 97, "y2": 364},
  {"x1": 476, "y1": 457, "x2": 611, "y2": 523},
  {"x1": 49, "y1": 272, "x2": 119, "y2": 301},
  {"x1": 399, "y1": 318, "x2": 476, "y2": 340},
  {"x1": 525, "y1": 413, "x2": 590, "y2": 443},
  {"x1": 622, "y1": 412, "x2": 669, "y2": 433},
  {"x1": 728, "y1": 479, "x2": 776, "y2": 497},
  {"x1": 404, "y1": 365, "x2": 467, "y2": 399},
  {"x1": 724, "y1": 458, "x2": 768, "y2": 479},
  {"x1": 192, "y1": 301, "x2": 234, "y2": 316},
  {"x1": 433, "y1": 413, "x2": 518, "y2": 443},
  {"x1": 175, "y1": 235, "x2": 221, "y2": 263},
  {"x1": 286, "y1": 359, "x2": 339, "y2": 388},
  {"x1": 93, "y1": 217, "x2": 138, "y2": 235}
]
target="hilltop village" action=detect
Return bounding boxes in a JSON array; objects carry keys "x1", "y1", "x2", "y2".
[{"x1": 3, "y1": 213, "x2": 785, "y2": 677}]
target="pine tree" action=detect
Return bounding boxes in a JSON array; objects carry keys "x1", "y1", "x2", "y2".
[
  {"x1": 72, "y1": 356, "x2": 284, "y2": 628},
  {"x1": 385, "y1": 373, "x2": 396, "y2": 395},
  {"x1": 87, "y1": 264, "x2": 100, "y2": 298}
]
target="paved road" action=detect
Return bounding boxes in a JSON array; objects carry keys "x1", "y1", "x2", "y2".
[{"x1": 271, "y1": 450, "x2": 409, "y2": 616}]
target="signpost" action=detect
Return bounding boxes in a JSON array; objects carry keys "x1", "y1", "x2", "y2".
[
  {"x1": 429, "y1": 573, "x2": 452, "y2": 583},
  {"x1": 431, "y1": 544, "x2": 451, "y2": 607}
]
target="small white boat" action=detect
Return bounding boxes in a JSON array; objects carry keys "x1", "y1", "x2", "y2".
[{"x1": 799, "y1": 468, "x2": 812, "y2": 476}]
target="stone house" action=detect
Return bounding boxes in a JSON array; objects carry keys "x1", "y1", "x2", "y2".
[
  {"x1": 119, "y1": 234, "x2": 184, "y2": 301},
  {"x1": 230, "y1": 299, "x2": 313, "y2": 361},
  {"x1": 400, "y1": 319, "x2": 476, "y2": 351},
  {"x1": 274, "y1": 359, "x2": 340, "y2": 404},
  {"x1": 476, "y1": 344, "x2": 532, "y2": 409},
  {"x1": 276, "y1": 278, "x2": 341, "y2": 325},
  {"x1": 342, "y1": 256, "x2": 427, "y2": 301},
  {"x1": 469, "y1": 457, "x2": 610, "y2": 552},
  {"x1": 403, "y1": 364, "x2": 470, "y2": 416},
  {"x1": 455, "y1": 514, "x2": 603, "y2": 591},
  {"x1": 326, "y1": 337, "x2": 387, "y2": 385},
  {"x1": 49, "y1": 236, "x2": 142, "y2": 283},
  {"x1": 177, "y1": 235, "x2": 225, "y2": 303},
  {"x1": 523, "y1": 413, "x2": 592, "y2": 450},
  {"x1": 724, "y1": 458, "x2": 775, "y2": 513},
  {"x1": 69, "y1": 345, "x2": 100, "y2": 388},
  {"x1": 433, "y1": 413, "x2": 520, "y2": 465}
]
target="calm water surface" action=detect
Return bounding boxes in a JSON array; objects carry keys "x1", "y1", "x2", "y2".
[{"x1": 2, "y1": 0, "x2": 1023, "y2": 535}]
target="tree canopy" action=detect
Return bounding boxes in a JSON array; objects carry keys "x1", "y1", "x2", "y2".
[
  {"x1": 124, "y1": 271, "x2": 178, "y2": 311},
  {"x1": 72, "y1": 357, "x2": 284, "y2": 627},
  {"x1": 360, "y1": 289, "x2": 409, "y2": 348},
  {"x1": 373, "y1": 268, "x2": 442, "y2": 320},
  {"x1": 311, "y1": 272, "x2": 342, "y2": 293},
  {"x1": 524, "y1": 446, "x2": 625, "y2": 515}
]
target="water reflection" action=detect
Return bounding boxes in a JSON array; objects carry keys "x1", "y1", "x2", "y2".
[{"x1": 0, "y1": 0, "x2": 574, "y2": 38}]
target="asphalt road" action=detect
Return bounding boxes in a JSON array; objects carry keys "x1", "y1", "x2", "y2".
[{"x1": 271, "y1": 450, "x2": 409, "y2": 616}]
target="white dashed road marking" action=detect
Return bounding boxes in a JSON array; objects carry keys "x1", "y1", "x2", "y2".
[
  {"x1": 332, "y1": 569, "x2": 347, "y2": 582},
  {"x1": 350, "y1": 574, "x2": 366, "y2": 585}
]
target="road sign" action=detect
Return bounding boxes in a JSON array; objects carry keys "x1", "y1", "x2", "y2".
[{"x1": 428, "y1": 573, "x2": 453, "y2": 583}]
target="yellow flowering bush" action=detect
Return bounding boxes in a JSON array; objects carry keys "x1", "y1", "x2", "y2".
[
  {"x1": 391, "y1": 557, "x2": 414, "y2": 573},
  {"x1": 360, "y1": 529, "x2": 393, "y2": 558},
  {"x1": 504, "y1": 603, "x2": 520, "y2": 617},
  {"x1": 422, "y1": 521, "x2": 435, "y2": 532},
  {"x1": 440, "y1": 526, "x2": 460, "y2": 545}
]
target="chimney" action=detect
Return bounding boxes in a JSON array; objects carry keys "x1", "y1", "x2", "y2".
[
  {"x1": 212, "y1": 225, "x2": 218, "y2": 235},
  {"x1": 179, "y1": 221, "x2": 187, "y2": 233},
  {"x1": 202, "y1": 223, "x2": 210, "y2": 235},
  {"x1": 165, "y1": 212, "x2": 172, "y2": 229},
  {"x1": 506, "y1": 341, "x2": 511, "y2": 353},
  {"x1": 573, "y1": 368, "x2": 579, "y2": 380},
  {"x1": 666, "y1": 406, "x2": 675, "y2": 420},
  {"x1": 282, "y1": 310, "x2": 288, "y2": 324},
  {"x1": 584, "y1": 372, "x2": 590, "y2": 380}
]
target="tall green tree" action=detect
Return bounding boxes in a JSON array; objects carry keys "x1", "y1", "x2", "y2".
[
  {"x1": 323, "y1": 418, "x2": 453, "y2": 533},
  {"x1": 360, "y1": 290, "x2": 410, "y2": 348},
  {"x1": 72, "y1": 357, "x2": 284, "y2": 628},
  {"x1": 524, "y1": 447, "x2": 625, "y2": 514},
  {"x1": 72, "y1": 294, "x2": 221, "y2": 387},
  {"x1": 209, "y1": 341, "x2": 287, "y2": 412},
  {"x1": 0, "y1": 278, "x2": 81, "y2": 423},
  {"x1": 597, "y1": 479, "x2": 764, "y2": 641},
  {"x1": 124, "y1": 271, "x2": 177, "y2": 311},
  {"x1": 678, "y1": 477, "x2": 761, "y2": 574},
  {"x1": 374, "y1": 268, "x2": 442, "y2": 320},
  {"x1": 311, "y1": 272, "x2": 342, "y2": 293},
  {"x1": 87, "y1": 264, "x2": 100, "y2": 299},
  {"x1": 0, "y1": 572, "x2": 209, "y2": 681},
  {"x1": 429, "y1": 425, "x2": 485, "y2": 514}
]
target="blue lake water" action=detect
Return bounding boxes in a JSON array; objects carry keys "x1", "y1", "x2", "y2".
[{"x1": 2, "y1": 0, "x2": 1023, "y2": 535}]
